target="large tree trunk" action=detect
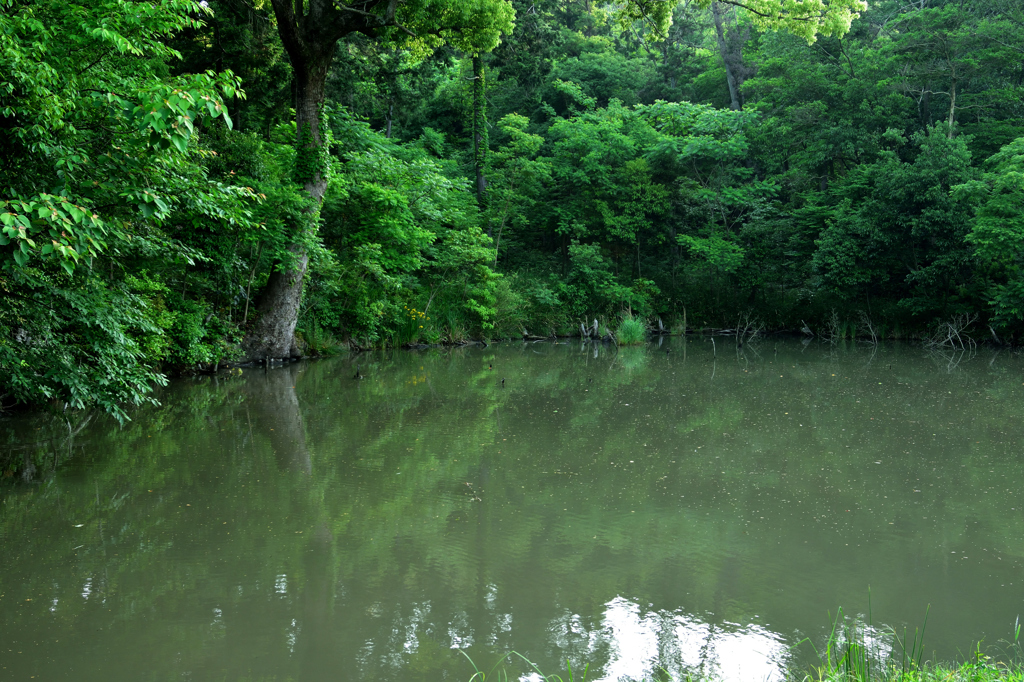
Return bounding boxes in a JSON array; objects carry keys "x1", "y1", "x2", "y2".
[{"x1": 246, "y1": 246, "x2": 309, "y2": 359}]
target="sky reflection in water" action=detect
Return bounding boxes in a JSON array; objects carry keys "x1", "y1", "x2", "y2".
[{"x1": 585, "y1": 597, "x2": 787, "y2": 682}]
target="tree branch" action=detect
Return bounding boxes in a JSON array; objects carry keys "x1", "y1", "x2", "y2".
[
  {"x1": 330, "y1": 0, "x2": 417, "y2": 37},
  {"x1": 713, "y1": 0, "x2": 825, "y2": 22}
]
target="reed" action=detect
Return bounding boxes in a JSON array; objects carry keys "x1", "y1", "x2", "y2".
[
  {"x1": 616, "y1": 316, "x2": 646, "y2": 345},
  {"x1": 791, "y1": 606, "x2": 1022, "y2": 682},
  {"x1": 799, "y1": 596, "x2": 929, "y2": 682}
]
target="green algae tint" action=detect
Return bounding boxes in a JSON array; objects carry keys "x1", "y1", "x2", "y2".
[{"x1": 2, "y1": 339, "x2": 1024, "y2": 681}]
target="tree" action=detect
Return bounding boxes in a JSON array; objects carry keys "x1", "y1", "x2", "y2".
[
  {"x1": 710, "y1": 1, "x2": 753, "y2": 111},
  {"x1": 959, "y1": 138, "x2": 1024, "y2": 333},
  {"x1": 1, "y1": 0, "x2": 244, "y2": 419},
  {"x1": 887, "y1": 2, "x2": 988, "y2": 136},
  {"x1": 486, "y1": 114, "x2": 551, "y2": 269},
  {"x1": 246, "y1": 0, "x2": 515, "y2": 360},
  {"x1": 813, "y1": 126, "x2": 978, "y2": 317}
]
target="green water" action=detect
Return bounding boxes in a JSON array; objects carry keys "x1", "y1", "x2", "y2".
[{"x1": 2, "y1": 339, "x2": 1024, "y2": 681}]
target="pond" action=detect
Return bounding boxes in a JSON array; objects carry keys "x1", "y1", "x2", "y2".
[{"x1": 2, "y1": 338, "x2": 1023, "y2": 681}]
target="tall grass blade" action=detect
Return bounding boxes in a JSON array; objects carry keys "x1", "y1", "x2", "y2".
[
  {"x1": 513, "y1": 651, "x2": 558, "y2": 681},
  {"x1": 459, "y1": 649, "x2": 516, "y2": 681}
]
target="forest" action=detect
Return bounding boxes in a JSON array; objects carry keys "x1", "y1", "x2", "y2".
[{"x1": 2, "y1": 0, "x2": 1023, "y2": 419}]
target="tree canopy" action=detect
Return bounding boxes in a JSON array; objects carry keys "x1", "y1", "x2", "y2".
[{"x1": 620, "y1": 0, "x2": 867, "y2": 42}]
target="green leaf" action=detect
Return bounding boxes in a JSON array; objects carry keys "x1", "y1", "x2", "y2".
[{"x1": 170, "y1": 133, "x2": 188, "y2": 153}]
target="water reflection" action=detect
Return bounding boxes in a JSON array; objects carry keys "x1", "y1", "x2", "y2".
[
  {"x1": 550, "y1": 597, "x2": 789, "y2": 682},
  {"x1": 244, "y1": 362, "x2": 311, "y2": 474},
  {"x1": 2, "y1": 340, "x2": 1024, "y2": 681},
  {"x1": 354, "y1": 596, "x2": 789, "y2": 681}
]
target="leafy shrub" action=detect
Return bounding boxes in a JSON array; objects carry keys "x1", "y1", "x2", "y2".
[
  {"x1": 166, "y1": 300, "x2": 236, "y2": 367},
  {"x1": 0, "y1": 273, "x2": 167, "y2": 422},
  {"x1": 296, "y1": 320, "x2": 342, "y2": 356},
  {"x1": 490, "y1": 274, "x2": 530, "y2": 338}
]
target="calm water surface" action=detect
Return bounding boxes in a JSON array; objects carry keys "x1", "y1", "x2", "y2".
[{"x1": 2, "y1": 339, "x2": 1024, "y2": 681}]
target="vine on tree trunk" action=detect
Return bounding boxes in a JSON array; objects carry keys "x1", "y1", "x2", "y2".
[{"x1": 294, "y1": 105, "x2": 333, "y2": 186}]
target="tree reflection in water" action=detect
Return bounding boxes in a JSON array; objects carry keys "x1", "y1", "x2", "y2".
[{"x1": 2, "y1": 341, "x2": 1024, "y2": 681}]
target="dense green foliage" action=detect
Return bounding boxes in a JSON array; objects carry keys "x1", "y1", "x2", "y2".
[
  {"x1": 3, "y1": 0, "x2": 1024, "y2": 417},
  {"x1": 0, "y1": 0, "x2": 248, "y2": 419}
]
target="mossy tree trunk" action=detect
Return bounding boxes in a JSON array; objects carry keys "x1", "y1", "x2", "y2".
[{"x1": 244, "y1": 0, "x2": 396, "y2": 360}]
